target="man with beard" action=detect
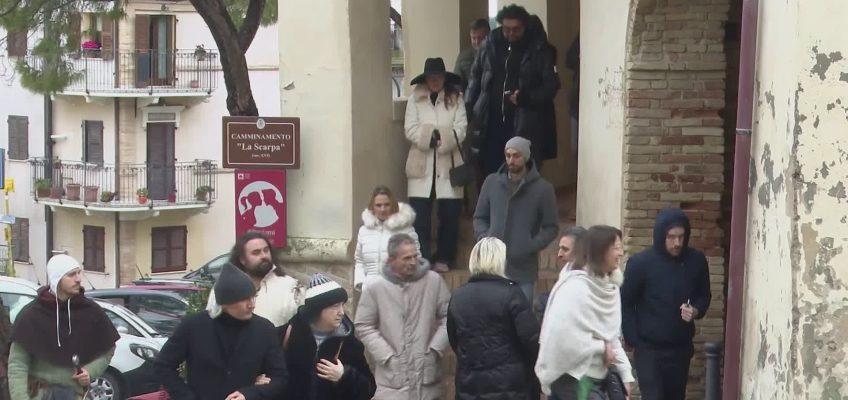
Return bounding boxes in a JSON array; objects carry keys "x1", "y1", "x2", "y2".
[
  {"x1": 7, "y1": 255, "x2": 119, "y2": 399},
  {"x1": 207, "y1": 232, "x2": 304, "y2": 326},
  {"x1": 621, "y1": 208, "x2": 712, "y2": 400},
  {"x1": 155, "y1": 263, "x2": 288, "y2": 400},
  {"x1": 465, "y1": 5, "x2": 560, "y2": 177},
  {"x1": 474, "y1": 136, "x2": 559, "y2": 303}
]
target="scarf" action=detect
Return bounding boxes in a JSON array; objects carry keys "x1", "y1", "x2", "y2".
[
  {"x1": 535, "y1": 270, "x2": 623, "y2": 395},
  {"x1": 10, "y1": 287, "x2": 120, "y2": 367}
]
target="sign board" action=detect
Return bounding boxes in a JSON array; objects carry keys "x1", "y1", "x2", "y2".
[
  {"x1": 235, "y1": 170, "x2": 287, "y2": 247},
  {"x1": 0, "y1": 215, "x2": 15, "y2": 225},
  {"x1": 223, "y1": 117, "x2": 300, "y2": 169}
]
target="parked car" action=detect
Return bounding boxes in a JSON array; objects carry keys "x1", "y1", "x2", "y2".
[
  {"x1": 132, "y1": 253, "x2": 228, "y2": 286},
  {"x1": 0, "y1": 276, "x2": 168, "y2": 400},
  {"x1": 87, "y1": 289, "x2": 189, "y2": 337},
  {"x1": 119, "y1": 283, "x2": 204, "y2": 301}
]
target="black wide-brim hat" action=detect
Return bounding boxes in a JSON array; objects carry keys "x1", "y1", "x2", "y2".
[{"x1": 410, "y1": 57, "x2": 462, "y2": 86}]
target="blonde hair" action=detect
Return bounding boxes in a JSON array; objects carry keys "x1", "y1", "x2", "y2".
[{"x1": 469, "y1": 237, "x2": 507, "y2": 278}]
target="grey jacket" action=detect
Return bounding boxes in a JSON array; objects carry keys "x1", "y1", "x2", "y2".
[
  {"x1": 454, "y1": 47, "x2": 476, "y2": 91},
  {"x1": 473, "y1": 161, "x2": 559, "y2": 283}
]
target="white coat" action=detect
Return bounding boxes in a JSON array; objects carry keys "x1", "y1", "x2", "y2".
[
  {"x1": 404, "y1": 84, "x2": 468, "y2": 199},
  {"x1": 206, "y1": 266, "x2": 304, "y2": 327},
  {"x1": 354, "y1": 202, "x2": 421, "y2": 288}
]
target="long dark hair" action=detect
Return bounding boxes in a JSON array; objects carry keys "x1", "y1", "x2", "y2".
[
  {"x1": 229, "y1": 232, "x2": 286, "y2": 277},
  {"x1": 573, "y1": 225, "x2": 622, "y2": 276}
]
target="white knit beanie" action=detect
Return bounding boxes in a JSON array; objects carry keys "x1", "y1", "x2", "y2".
[{"x1": 47, "y1": 254, "x2": 81, "y2": 294}]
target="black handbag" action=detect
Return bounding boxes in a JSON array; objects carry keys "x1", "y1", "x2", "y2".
[
  {"x1": 602, "y1": 369, "x2": 628, "y2": 400},
  {"x1": 449, "y1": 129, "x2": 473, "y2": 187}
]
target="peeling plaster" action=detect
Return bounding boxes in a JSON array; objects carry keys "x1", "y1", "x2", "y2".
[
  {"x1": 811, "y1": 46, "x2": 844, "y2": 80},
  {"x1": 827, "y1": 181, "x2": 846, "y2": 202},
  {"x1": 765, "y1": 90, "x2": 776, "y2": 118}
]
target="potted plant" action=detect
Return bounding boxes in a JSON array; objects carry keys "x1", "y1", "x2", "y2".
[
  {"x1": 190, "y1": 79, "x2": 200, "y2": 88},
  {"x1": 49, "y1": 186, "x2": 63, "y2": 200},
  {"x1": 194, "y1": 45, "x2": 207, "y2": 61},
  {"x1": 81, "y1": 40, "x2": 101, "y2": 57},
  {"x1": 167, "y1": 190, "x2": 177, "y2": 203},
  {"x1": 66, "y1": 183, "x2": 82, "y2": 201},
  {"x1": 83, "y1": 185, "x2": 99, "y2": 203},
  {"x1": 195, "y1": 186, "x2": 214, "y2": 202},
  {"x1": 100, "y1": 191, "x2": 114, "y2": 203},
  {"x1": 137, "y1": 187, "x2": 149, "y2": 204},
  {"x1": 35, "y1": 179, "x2": 51, "y2": 198}
]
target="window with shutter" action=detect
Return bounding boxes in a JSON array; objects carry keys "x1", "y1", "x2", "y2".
[
  {"x1": 83, "y1": 225, "x2": 106, "y2": 272},
  {"x1": 7, "y1": 116, "x2": 28, "y2": 160},
  {"x1": 101, "y1": 17, "x2": 114, "y2": 60},
  {"x1": 12, "y1": 218, "x2": 29, "y2": 263},
  {"x1": 151, "y1": 226, "x2": 187, "y2": 273},
  {"x1": 84, "y1": 121, "x2": 104, "y2": 165},
  {"x1": 6, "y1": 29, "x2": 27, "y2": 57}
]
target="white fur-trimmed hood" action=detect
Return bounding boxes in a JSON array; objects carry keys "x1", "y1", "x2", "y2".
[{"x1": 361, "y1": 202, "x2": 416, "y2": 230}]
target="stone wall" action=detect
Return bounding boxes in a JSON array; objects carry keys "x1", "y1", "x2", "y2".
[{"x1": 624, "y1": 0, "x2": 730, "y2": 398}]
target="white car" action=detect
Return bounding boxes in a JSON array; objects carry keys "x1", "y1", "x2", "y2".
[{"x1": 0, "y1": 276, "x2": 167, "y2": 400}]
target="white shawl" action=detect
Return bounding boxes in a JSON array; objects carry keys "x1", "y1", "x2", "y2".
[{"x1": 535, "y1": 270, "x2": 634, "y2": 395}]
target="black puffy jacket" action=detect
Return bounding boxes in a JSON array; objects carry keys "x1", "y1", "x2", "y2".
[{"x1": 447, "y1": 274, "x2": 540, "y2": 400}]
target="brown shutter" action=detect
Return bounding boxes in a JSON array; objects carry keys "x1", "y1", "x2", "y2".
[
  {"x1": 7, "y1": 116, "x2": 28, "y2": 160},
  {"x1": 134, "y1": 15, "x2": 150, "y2": 88},
  {"x1": 84, "y1": 120, "x2": 104, "y2": 165},
  {"x1": 68, "y1": 13, "x2": 82, "y2": 49},
  {"x1": 13, "y1": 218, "x2": 29, "y2": 262},
  {"x1": 101, "y1": 17, "x2": 114, "y2": 60},
  {"x1": 6, "y1": 30, "x2": 26, "y2": 57}
]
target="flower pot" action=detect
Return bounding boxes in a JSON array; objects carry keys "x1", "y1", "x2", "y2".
[
  {"x1": 167, "y1": 192, "x2": 177, "y2": 203},
  {"x1": 66, "y1": 184, "x2": 81, "y2": 201},
  {"x1": 190, "y1": 80, "x2": 200, "y2": 88},
  {"x1": 83, "y1": 186, "x2": 99, "y2": 203},
  {"x1": 36, "y1": 188, "x2": 51, "y2": 198},
  {"x1": 138, "y1": 195, "x2": 148, "y2": 205},
  {"x1": 195, "y1": 192, "x2": 209, "y2": 202},
  {"x1": 50, "y1": 187, "x2": 63, "y2": 199}
]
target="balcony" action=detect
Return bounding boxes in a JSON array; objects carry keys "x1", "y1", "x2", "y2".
[
  {"x1": 25, "y1": 49, "x2": 219, "y2": 98},
  {"x1": 28, "y1": 158, "x2": 219, "y2": 218}
]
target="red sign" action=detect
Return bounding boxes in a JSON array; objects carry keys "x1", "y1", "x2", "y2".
[{"x1": 234, "y1": 170, "x2": 287, "y2": 247}]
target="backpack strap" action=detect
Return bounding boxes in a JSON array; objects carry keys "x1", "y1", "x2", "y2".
[{"x1": 282, "y1": 324, "x2": 292, "y2": 351}]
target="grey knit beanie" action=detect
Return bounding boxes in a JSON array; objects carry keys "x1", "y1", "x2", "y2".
[
  {"x1": 214, "y1": 263, "x2": 257, "y2": 305},
  {"x1": 505, "y1": 136, "x2": 532, "y2": 160}
]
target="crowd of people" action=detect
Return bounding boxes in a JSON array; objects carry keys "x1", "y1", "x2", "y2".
[{"x1": 0, "y1": 4, "x2": 712, "y2": 400}]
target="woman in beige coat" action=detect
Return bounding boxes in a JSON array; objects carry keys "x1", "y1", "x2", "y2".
[{"x1": 404, "y1": 57, "x2": 468, "y2": 272}]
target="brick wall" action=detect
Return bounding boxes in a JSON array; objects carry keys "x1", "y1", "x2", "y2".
[{"x1": 625, "y1": 0, "x2": 730, "y2": 399}]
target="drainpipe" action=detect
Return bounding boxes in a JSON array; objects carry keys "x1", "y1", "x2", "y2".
[
  {"x1": 723, "y1": 0, "x2": 759, "y2": 398},
  {"x1": 114, "y1": 98, "x2": 121, "y2": 288},
  {"x1": 44, "y1": 94, "x2": 54, "y2": 269}
]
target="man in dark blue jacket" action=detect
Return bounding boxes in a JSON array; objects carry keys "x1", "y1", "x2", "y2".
[{"x1": 621, "y1": 208, "x2": 711, "y2": 400}]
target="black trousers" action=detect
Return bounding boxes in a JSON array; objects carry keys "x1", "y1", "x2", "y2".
[
  {"x1": 409, "y1": 196, "x2": 462, "y2": 266},
  {"x1": 634, "y1": 346, "x2": 693, "y2": 400},
  {"x1": 550, "y1": 374, "x2": 605, "y2": 400}
]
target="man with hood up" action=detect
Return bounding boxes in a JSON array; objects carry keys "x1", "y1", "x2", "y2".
[
  {"x1": 7, "y1": 254, "x2": 119, "y2": 400},
  {"x1": 354, "y1": 233, "x2": 451, "y2": 400},
  {"x1": 473, "y1": 136, "x2": 559, "y2": 303},
  {"x1": 620, "y1": 208, "x2": 712, "y2": 400},
  {"x1": 280, "y1": 273, "x2": 375, "y2": 400}
]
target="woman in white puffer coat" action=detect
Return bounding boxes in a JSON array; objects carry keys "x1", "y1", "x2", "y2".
[{"x1": 353, "y1": 186, "x2": 421, "y2": 289}]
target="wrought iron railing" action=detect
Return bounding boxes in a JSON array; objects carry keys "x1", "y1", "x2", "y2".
[
  {"x1": 28, "y1": 158, "x2": 218, "y2": 207},
  {"x1": 24, "y1": 49, "x2": 218, "y2": 94}
]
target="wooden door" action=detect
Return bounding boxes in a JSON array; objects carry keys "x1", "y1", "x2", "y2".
[
  {"x1": 135, "y1": 15, "x2": 175, "y2": 87},
  {"x1": 146, "y1": 123, "x2": 176, "y2": 200}
]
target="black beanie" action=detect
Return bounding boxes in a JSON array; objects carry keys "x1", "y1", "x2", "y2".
[
  {"x1": 215, "y1": 263, "x2": 257, "y2": 305},
  {"x1": 302, "y1": 273, "x2": 348, "y2": 318}
]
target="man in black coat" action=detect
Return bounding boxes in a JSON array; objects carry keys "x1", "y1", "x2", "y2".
[
  {"x1": 465, "y1": 4, "x2": 560, "y2": 177},
  {"x1": 279, "y1": 273, "x2": 375, "y2": 400},
  {"x1": 154, "y1": 264, "x2": 287, "y2": 400},
  {"x1": 620, "y1": 208, "x2": 712, "y2": 400}
]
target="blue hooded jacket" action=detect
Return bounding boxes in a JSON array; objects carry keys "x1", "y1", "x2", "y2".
[{"x1": 620, "y1": 208, "x2": 712, "y2": 349}]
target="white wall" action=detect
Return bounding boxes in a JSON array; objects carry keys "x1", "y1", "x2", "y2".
[
  {"x1": 0, "y1": 28, "x2": 49, "y2": 284},
  {"x1": 575, "y1": 0, "x2": 627, "y2": 227},
  {"x1": 742, "y1": 0, "x2": 848, "y2": 398}
]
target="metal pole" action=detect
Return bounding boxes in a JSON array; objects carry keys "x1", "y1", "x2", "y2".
[
  {"x1": 705, "y1": 341, "x2": 723, "y2": 400},
  {"x1": 5, "y1": 189, "x2": 14, "y2": 277}
]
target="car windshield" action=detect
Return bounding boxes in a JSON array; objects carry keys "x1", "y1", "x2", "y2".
[
  {"x1": 1, "y1": 293, "x2": 35, "y2": 323},
  {"x1": 184, "y1": 254, "x2": 228, "y2": 280}
]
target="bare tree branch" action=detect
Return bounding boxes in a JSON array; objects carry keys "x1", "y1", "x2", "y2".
[{"x1": 237, "y1": 0, "x2": 264, "y2": 50}]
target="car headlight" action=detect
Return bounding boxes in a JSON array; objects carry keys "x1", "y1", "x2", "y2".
[{"x1": 129, "y1": 344, "x2": 160, "y2": 362}]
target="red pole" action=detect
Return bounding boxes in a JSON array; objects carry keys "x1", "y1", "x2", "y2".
[{"x1": 723, "y1": 0, "x2": 759, "y2": 398}]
